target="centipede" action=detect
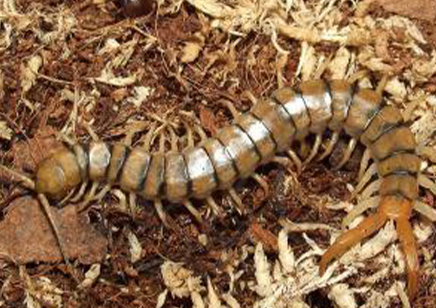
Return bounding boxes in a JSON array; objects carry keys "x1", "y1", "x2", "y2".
[{"x1": 2, "y1": 78, "x2": 436, "y2": 300}]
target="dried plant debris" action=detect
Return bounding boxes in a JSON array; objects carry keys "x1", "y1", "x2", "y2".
[
  {"x1": 1, "y1": 0, "x2": 436, "y2": 307},
  {"x1": 0, "y1": 198, "x2": 107, "y2": 264}
]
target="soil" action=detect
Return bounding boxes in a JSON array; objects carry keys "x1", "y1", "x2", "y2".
[{"x1": 1, "y1": 0, "x2": 436, "y2": 307}]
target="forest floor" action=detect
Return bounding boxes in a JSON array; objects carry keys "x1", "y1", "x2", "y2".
[{"x1": 1, "y1": 0, "x2": 436, "y2": 307}]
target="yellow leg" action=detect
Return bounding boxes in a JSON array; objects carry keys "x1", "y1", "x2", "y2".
[
  {"x1": 303, "y1": 134, "x2": 322, "y2": 165},
  {"x1": 334, "y1": 138, "x2": 357, "y2": 170},
  {"x1": 317, "y1": 131, "x2": 339, "y2": 161},
  {"x1": 229, "y1": 188, "x2": 245, "y2": 215},
  {"x1": 358, "y1": 148, "x2": 372, "y2": 181},
  {"x1": 286, "y1": 150, "x2": 303, "y2": 174}
]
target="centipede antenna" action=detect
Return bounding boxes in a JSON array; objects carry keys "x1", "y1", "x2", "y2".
[
  {"x1": 206, "y1": 196, "x2": 224, "y2": 218},
  {"x1": 0, "y1": 165, "x2": 35, "y2": 191},
  {"x1": 303, "y1": 134, "x2": 322, "y2": 165},
  {"x1": 183, "y1": 200, "x2": 203, "y2": 224},
  {"x1": 334, "y1": 138, "x2": 357, "y2": 170},
  {"x1": 251, "y1": 173, "x2": 269, "y2": 197},
  {"x1": 349, "y1": 163, "x2": 377, "y2": 201},
  {"x1": 37, "y1": 193, "x2": 79, "y2": 283},
  {"x1": 358, "y1": 148, "x2": 372, "y2": 181},
  {"x1": 228, "y1": 188, "x2": 245, "y2": 215},
  {"x1": 286, "y1": 150, "x2": 303, "y2": 174},
  {"x1": 317, "y1": 131, "x2": 339, "y2": 161}
]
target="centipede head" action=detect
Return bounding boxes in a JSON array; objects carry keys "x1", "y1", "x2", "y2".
[{"x1": 35, "y1": 148, "x2": 82, "y2": 200}]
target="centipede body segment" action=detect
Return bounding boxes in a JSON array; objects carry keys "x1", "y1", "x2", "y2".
[{"x1": 3, "y1": 78, "x2": 435, "y2": 300}]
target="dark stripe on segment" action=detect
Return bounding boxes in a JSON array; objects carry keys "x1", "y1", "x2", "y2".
[
  {"x1": 71, "y1": 143, "x2": 89, "y2": 181},
  {"x1": 104, "y1": 143, "x2": 114, "y2": 179},
  {"x1": 295, "y1": 88, "x2": 312, "y2": 128},
  {"x1": 216, "y1": 138, "x2": 240, "y2": 177},
  {"x1": 84, "y1": 142, "x2": 92, "y2": 180},
  {"x1": 234, "y1": 123, "x2": 262, "y2": 161},
  {"x1": 269, "y1": 95, "x2": 298, "y2": 138},
  {"x1": 371, "y1": 122, "x2": 404, "y2": 145},
  {"x1": 344, "y1": 81, "x2": 359, "y2": 120},
  {"x1": 181, "y1": 152, "x2": 193, "y2": 197},
  {"x1": 199, "y1": 146, "x2": 219, "y2": 190},
  {"x1": 115, "y1": 147, "x2": 131, "y2": 183},
  {"x1": 389, "y1": 170, "x2": 418, "y2": 177},
  {"x1": 158, "y1": 155, "x2": 166, "y2": 198},
  {"x1": 249, "y1": 112, "x2": 279, "y2": 151},
  {"x1": 323, "y1": 79, "x2": 334, "y2": 118},
  {"x1": 136, "y1": 151, "x2": 152, "y2": 193},
  {"x1": 361, "y1": 98, "x2": 386, "y2": 133},
  {"x1": 378, "y1": 149, "x2": 416, "y2": 163}
]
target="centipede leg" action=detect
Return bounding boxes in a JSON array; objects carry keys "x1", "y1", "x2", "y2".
[
  {"x1": 183, "y1": 200, "x2": 203, "y2": 224},
  {"x1": 396, "y1": 217, "x2": 420, "y2": 300},
  {"x1": 154, "y1": 199, "x2": 170, "y2": 228},
  {"x1": 83, "y1": 122, "x2": 99, "y2": 141},
  {"x1": 229, "y1": 188, "x2": 245, "y2": 215},
  {"x1": 70, "y1": 182, "x2": 88, "y2": 203},
  {"x1": 334, "y1": 138, "x2": 357, "y2": 170},
  {"x1": 251, "y1": 173, "x2": 269, "y2": 197},
  {"x1": 299, "y1": 138, "x2": 311, "y2": 159},
  {"x1": 206, "y1": 196, "x2": 224, "y2": 218},
  {"x1": 349, "y1": 163, "x2": 377, "y2": 201},
  {"x1": 359, "y1": 179, "x2": 381, "y2": 201},
  {"x1": 319, "y1": 211, "x2": 387, "y2": 275},
  {"x1": 413, "y1": 200, "x2": 436, "y2": 222},
  {"x1": 342, "y1": 196, "x2": 380, "y2": 227},
  {"x1": 242, "y1": 90, "x2": 258, "y2": 106},
  {"x1": 219, "y1": 99, "x2": 240, "y2": 119},
  {"x1": 303, "y1": 134, "x2": 322, "y2": 165},
  {"x1": 358, "y1": 148, "x2": 372, "y2": 181},
  {"x1": 128, "y1": 192, "x2": 137, "y2": 218},
  {"x1": 317, "y1": 131, "x2": 339, "y2": 161},
  {"x1": 418, "y1": 174, "x2": 436, "y2": 195},
  {"x1": 286, "y1": 150, "x2": 303, "y2": 174}
]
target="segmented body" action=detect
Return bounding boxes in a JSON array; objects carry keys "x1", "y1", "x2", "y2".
[
  {"x1": 32, "y1": 79, "x2": 423, "y2": 298},
  {"x1": 36, "y1": 79, "x2": 420, "y2": 205}
]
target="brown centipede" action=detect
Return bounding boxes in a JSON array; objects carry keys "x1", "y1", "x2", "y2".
[{"x1": 2, "y1": 78, "x2": 436, "y2": 300}]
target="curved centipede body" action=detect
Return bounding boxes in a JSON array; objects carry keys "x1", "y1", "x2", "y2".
[{"x1": 3, "y1": 78, "x2": 435, "y2": 300}]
